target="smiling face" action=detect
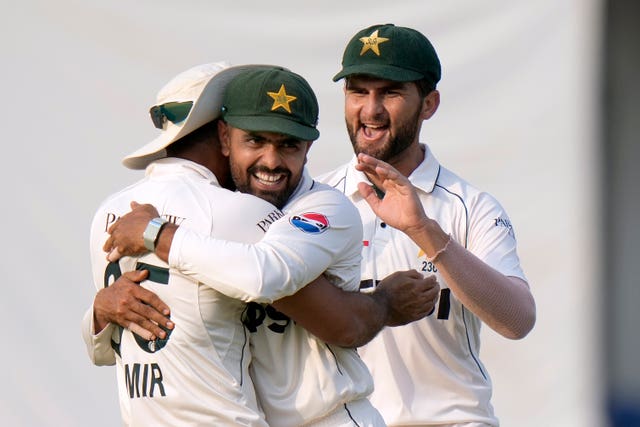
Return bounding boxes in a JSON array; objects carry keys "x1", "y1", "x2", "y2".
[
  {"x1": 343, "y1": 75, "x2": 439, "y2": 170},
  {"x1": 219, "y1": 121, "x2": 312, "y2": 209}
]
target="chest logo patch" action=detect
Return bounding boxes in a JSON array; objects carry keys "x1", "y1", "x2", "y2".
[{"x1": 290, "y1": 212, "x2": 329, "y2": 234}]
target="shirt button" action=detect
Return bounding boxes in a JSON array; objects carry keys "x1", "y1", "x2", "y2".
[{"x1": 380, "y1": 222, "x2": 387, "y2": 228}]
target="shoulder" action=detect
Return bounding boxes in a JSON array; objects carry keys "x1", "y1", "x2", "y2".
[
  {"x1": 219, "y1": 192, "x2": 284, "y2": 229},
  {"x1": 291, "y1": 180, "x2": 356, "y2": 211},
  {"x1": 92, "y1": 177, "x2": 148, "y2": 221},
  {"x1": 431, "y1": 165, "x2": 504, "y2": 212},
  {"x1": 285, "y1": 181, "x2": 361, "y2": 230},
  {"x1": 432, "y1": 165, "x2": 516, "y2": 241}
]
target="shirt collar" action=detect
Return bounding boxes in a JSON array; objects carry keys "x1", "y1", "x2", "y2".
[
  {"x1": 342, "y1": 144, "x2": 441, "y2": 196},
  {"x1": 286, "y1": 166, "x2": 314, "y2": 205}
]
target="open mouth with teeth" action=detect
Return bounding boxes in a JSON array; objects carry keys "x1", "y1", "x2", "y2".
[
  {"x1": 253, "y1": 170, "x2": 288, "y2": 187},
  {"x1": 361, "y1": 123, "x2": 389, "y2": 140}
]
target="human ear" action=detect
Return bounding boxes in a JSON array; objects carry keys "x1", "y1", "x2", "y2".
[
  {"x1": 217, "y1": 121, "x2": 231, "y2": 157},
  {"x1": 421, "y1": 90, "x2": 440, "y2": 120}
]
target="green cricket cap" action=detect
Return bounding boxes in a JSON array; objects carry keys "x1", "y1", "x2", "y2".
[
  {"x1": 222, "y1": 66, "x2": 320, "y2": 141},
  {"x1": 333, "y1": 23, "x2": 441, "y2": 87}
]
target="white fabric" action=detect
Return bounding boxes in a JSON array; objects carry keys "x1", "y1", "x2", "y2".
[
  {"x1": 169, "y1": 168, "x2": 377, "y2": 426},
  {"x1": 169, "y1": 169, "x2": 363, "y2": 303},
  {"x1": 301, "y1": 398, "x2": 386, "y2": 427},
  {"x1": 316, "y1": 145, "x2": 527, "y2": 426},
  {"x1": 83, "y1": 158, "x2": 281, "y2": 426}
]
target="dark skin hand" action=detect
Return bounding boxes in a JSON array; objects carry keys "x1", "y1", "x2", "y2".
[
  {"x1": 271, "y1": 269, "x2": 439, "y2": 348},
  {"x1": 94, "y1": 269, "x2": 174, "y2": 340},
  {"x1": 375, "y1": 269, "x2": 440, "y2": 327},
  {"x1": 104, "y1": 202, "x2": 171, "y2": 262}
]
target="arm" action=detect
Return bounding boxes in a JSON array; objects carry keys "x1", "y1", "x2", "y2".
[
  {"x1": 81, "y1": 270, "x2": 173, "y2": 365},
  {"x1": 356, "y1": 153, "x2": 536, "y2": 339},
  {"x1": 271, "y1": 269, "x2": 440, "y2": 347},
  {"x1": 105, "y1": 192, "x2": 361, "y2": 303},
  {"x1": 105, "y1": 203, "x2": 310, "y2": 302}
]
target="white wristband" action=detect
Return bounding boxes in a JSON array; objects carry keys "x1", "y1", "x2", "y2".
[{"x1": 143, "y1": 217, "x2": 168, "y2": 251}]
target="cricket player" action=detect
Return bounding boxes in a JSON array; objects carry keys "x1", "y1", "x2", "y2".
[
  {"x1": 83, "y1": 62, "x2": 278, "y2": 426},
  {"x1": 97, "y1": 66, "x2": 439, "y2": 426},
  {"x1": 317, "y1": 24, "x2": 536, "y2": 426}
]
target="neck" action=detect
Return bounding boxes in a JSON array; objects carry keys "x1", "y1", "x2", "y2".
[{"x1": 387, "y1": 143, "x2": 425, "y2": 177}]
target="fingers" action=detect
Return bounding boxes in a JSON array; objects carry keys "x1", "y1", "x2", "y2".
[
  {"x1": 397, "y1": 269, "x2": 423, "y2": 280},
  {"x1": 124, "y1": 273, "x2": 173, "y2": 327},
  {"x1": 134, "y1": 286, "x2": 172, "y2": 318},
  {"x1": 128, "y1": 312, "x2": 172, "y2": 340},
  {"x1": 121, "y1": 294, "x2": 172, "y2": 340},
  {"x1": 136, "y1": 304, "x2": 174, "y2": 336},
  {"x1": 128, "y1": 322, "x2": 155, "y2": 341},
  {"x1": 356, "y1": 153, "x2": 380, "y2": 169},
  {"x1": 415, "y1": 275, "x2": 440, "y2": 299},
  {"x1": 357, "y1": 182, "x2": 382, "y2": 210},
  {"x1": 96, "y1": 274, "x2": 174, "y2": 339},
  {"x1": 122, "y1": 269, "x2": 149, "y2": 282},
  {"x1": 130, "y1": 201, "x2": 159, "y2": 218},
  {"x1": 356, "y1": 153, "x2": 397, "y2": 179},
  {"x1": 103, "y1": 234, "x2": 114, "y2": 253},
  {"x1": 107, "y1": 247, "x2": 122, "y2": 262}
]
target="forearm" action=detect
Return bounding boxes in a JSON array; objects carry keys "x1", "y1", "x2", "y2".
[
  {"x1": 271, "y1": 278, "x2": 388, "y2": 348},
  {"x1": 169, "y1": 227, "x2": 327, "y2": 303},
  {"x1": 409, "y1": 220, "x2": 536, "y2": 339},
  {"x1": 326, "y1": 290, "x2": 388, "y2": 348}
]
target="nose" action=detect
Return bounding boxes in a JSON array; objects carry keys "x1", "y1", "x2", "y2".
[
  {"x1": 258, "y1": 144, "x2": 284, "y2": 170},
  {"x1": 361, "y1": 93, "x2": 385, "y2": 120}
]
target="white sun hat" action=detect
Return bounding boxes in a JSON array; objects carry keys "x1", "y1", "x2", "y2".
[{"x1": 123, "y1": 61, "x2": 269, "y2": 170}]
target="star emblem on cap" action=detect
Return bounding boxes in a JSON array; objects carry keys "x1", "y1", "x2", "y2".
[
  {"x1": 359, "y1": 29, "x2": 389, "y2": 56},
  {"x1": 267, "y1": 84, "x2": 297, "y2": 113}
]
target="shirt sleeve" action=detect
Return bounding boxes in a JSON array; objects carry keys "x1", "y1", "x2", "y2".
[
  {"x1": 466, "y1": 191, "x2": 528, "y2": 282},
  {"x1": 168, "y1": 189, "x2": 363, "y2": 303},
  {"x1": 80, "y1": 305, "x2": 117, "y2": 366},
  {"x1": 83, "y1": 205, "x2": 119, "y2": 365}
]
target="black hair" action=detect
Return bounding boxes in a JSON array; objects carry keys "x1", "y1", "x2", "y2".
[
  {"x1": 166, "y1": 120, "x2": 218, "y2": 156},
  {"x1": 414, "y1": 77, "x2": 437, "y2": 99}
]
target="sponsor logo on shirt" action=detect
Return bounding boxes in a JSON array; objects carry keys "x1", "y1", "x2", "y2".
[
  {"x1": 256, "y1": 209, "x2": 285, "y2": 232},
  {"x1": 289, "y1": 212, "x2": 329, "y2": 234},
  {"x1": 494, "y1": 216, "x2": 515, "y2": 237},
  {"x1": 103, "y1": 212, "x2": 185, "y2": 232}
]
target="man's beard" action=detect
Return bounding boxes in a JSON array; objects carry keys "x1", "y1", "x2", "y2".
[
  {"x1": 231, "y1": 164, "x2": 294, "y2": 210},
  {"x1": 347, "y1": 107, "x2": 422, "y2": 162}
]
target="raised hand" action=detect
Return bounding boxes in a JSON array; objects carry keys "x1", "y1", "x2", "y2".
[{"x1": 355, "y1": 153, "x2": 428, "y2": 234}]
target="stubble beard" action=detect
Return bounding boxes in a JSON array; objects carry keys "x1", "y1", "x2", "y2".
[
  {"x1": 346, "y1": 107, "x2": 422, "y2": 162},
  {"x1": 231, "y1": 163, "x2": 294, "y2": 210}
]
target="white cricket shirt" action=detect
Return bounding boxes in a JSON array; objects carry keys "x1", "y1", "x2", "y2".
[
  {"x1": 169, "y1": 169, "x2": 379, "y2": 426},
  {"x1": 83, "y1": 158, "x2": 282, "y2": 426},
  {"x1": 317, "y1": 145, "x2": 528, "y2": 426}
]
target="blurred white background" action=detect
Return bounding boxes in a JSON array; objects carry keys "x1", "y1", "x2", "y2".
[{"x1": 1, "y1": 1, "x2": 619, "y2": 426}]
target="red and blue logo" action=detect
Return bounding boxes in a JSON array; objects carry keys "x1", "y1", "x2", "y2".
[{"x1": 290, "y1": 212, "x2": 329, "y2": 234}]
